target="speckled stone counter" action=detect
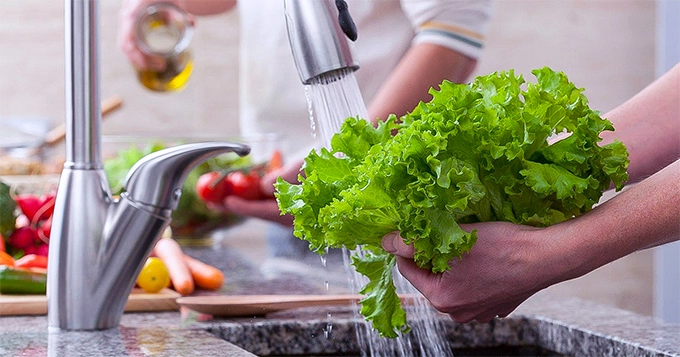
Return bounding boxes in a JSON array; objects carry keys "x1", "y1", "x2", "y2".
[
  {"x1": 1, "y1": 219, "x2": 679, "y2": 356},
  {"x1": 3, "y1": 296, "x2": 678, "y2": 357},
  {"x1": 0, "y1": 312, "x2": 255, "y2": 356},
  {"x1": 198, "y1": 295, "x2": 680, "y2": 357}
]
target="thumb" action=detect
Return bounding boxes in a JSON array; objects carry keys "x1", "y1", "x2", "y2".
[{"x1": 381, "y1": 232, "x2": 415, "y2": 259}]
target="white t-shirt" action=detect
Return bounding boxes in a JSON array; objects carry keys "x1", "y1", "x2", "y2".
[{"x1": 237, "y1": 0, "x2": 494, "y2": 162}]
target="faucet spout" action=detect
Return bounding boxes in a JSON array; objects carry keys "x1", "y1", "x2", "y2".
[{"x1": 125, "y1": 142, "x2": 250, "y2": 210}]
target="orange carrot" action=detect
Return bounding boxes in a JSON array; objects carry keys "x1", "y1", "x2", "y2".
[
  {"x1": 183, "y1": 254, "x2": 224, "y2": 290},
  {"x1": 14, "y1": 254, "x2": 48, "y2": 269},
  {"x1": 153, "y1": 238, "x2": 194, "y2": 295},
  {"x1": 0, "y1": 250, "x2": 14, "y2": 267},
  {"x1": 266, "y1": 149, "x2": 283, "y2": 173}
]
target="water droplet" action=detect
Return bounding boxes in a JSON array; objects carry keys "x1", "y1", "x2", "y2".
[
  {"x1": 323, "y1": 323, "x2": 333, "y2": 338},
  {"x1": 323, "y1": 312, "x2": 334, "y2": 338}
]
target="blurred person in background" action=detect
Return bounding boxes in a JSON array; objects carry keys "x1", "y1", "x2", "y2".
[{"x1": 119, "y1": 0, "x2": 494, "y2": 259}]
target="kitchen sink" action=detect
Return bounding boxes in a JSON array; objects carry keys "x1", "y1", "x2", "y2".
[
  {"x1": 238, "y1": 346, "x2": 565, "y2": 357},
  {"x1": 194, "y1": 297, "x2": 680, "y2": 357},
  {"x1": 205, "y1": 315, "x2": 567, "y2": 357}
]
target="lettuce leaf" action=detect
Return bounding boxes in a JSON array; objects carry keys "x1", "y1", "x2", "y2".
[{"x1": 275, "y1": 67, "x2": 629, "y2": 338}]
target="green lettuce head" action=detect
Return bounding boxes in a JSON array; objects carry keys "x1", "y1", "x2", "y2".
[{"x1": 275, "y1": 67, "x2": 629, "y2": 338}]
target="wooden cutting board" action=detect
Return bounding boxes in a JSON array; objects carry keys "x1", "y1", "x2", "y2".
[
  {"x1": 177, "y1": 294, "x2": 418, "y2": 317},
  {"x1": 0, "y1": 288, "x2": 180, "y2": 316}
]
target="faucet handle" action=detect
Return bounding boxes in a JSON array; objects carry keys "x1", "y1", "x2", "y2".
[
  {"x1": 124, "y1": 142, "x2": 250, "y2": 210},
  {"x1": 335, "y1": 0, "x2": 357, "y2": 41}
]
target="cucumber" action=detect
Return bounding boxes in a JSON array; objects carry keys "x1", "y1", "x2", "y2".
[{"x1": 0, "y1": 266, "x2": 47, "y2": 295}]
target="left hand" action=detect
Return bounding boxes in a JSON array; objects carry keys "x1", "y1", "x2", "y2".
[
  {"x1": 211, "y1": 158, "x2": 304, "y2": 227},
  {"x1": 381, "y1": 221, "x2": 554, "y2": 323},
  {"x1": 118, "y1": 0, "x2": 195, "y2": 71}
]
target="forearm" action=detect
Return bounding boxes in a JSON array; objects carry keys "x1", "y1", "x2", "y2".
[
  {"x1": 180, "y1": 0, "x2": 236, "y2": 16},
  {"x1": 367, "y1": 43, "x2": 477, "y2": 123},
  {"x1": 121, "y1": 0, "x2": 236, "y2": 16},
  {"x1": 600, "y1": 62, "x2": 680, "y2": 183},
  {"x1": 546, "y1": 159, "x2": 680, "y2": 283},
  {"x1": 546, "y1": 63, "x2": 680, "y2": 282}
]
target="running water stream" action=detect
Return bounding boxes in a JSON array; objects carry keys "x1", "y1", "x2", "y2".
[
  {"x1": 305, "y1": 68, "x2": 368, "y2": 144},
  {"x1": 304, "y1": 68, "x2": 454, "y2": 357}
]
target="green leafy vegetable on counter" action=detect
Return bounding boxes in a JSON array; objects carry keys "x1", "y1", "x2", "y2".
[
  {"x1": 275, "y1": 67, "x2": 630, "y2": 338},
  {"x1": 0, "y1": 181, "x2": 17, "y2": 239},
  {"x1": 104, "y1": 142, "x2": 250, "y2": 235},
  {"x1": 0, "y1": 266, "x2": 47, "y2": 295}
]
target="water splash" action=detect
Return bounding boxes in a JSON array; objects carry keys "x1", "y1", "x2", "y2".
[
  {"x1": 343, "y1": 248, "x2": 454, "y2": 357},
  {"x1": 323, "y1": 311, "x2": 334, "y2": 339},
  {"x1": 305, "y1": 68, "x2": 452, "y2": 357},
  {"x1": 320, "y1": 246, "x2": 330, "y2": 268}
]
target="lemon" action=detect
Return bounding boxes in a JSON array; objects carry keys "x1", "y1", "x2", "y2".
[{"x1": 136, "y1": 257, "x2": 170, "y2": 293}]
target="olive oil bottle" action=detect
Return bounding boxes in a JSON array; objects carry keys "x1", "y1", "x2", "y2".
[
  {"x1": 137, "y1": 51, "x2": 194, "y2": 92},
  {"x1": 134, "y1": 2, "x2": 194, "y2": 92}
]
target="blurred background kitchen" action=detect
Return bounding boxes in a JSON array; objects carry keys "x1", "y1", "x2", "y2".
[{"x1": 1, "y1": 0, "x2": 678, "y2": 323}]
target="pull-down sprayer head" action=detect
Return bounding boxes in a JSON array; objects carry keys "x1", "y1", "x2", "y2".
[{"x1": 284, "y1": 0, "x2": 359, "y2": 84}]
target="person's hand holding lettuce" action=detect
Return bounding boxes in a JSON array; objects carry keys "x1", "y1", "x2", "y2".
[{"x1": 275, "y1": 67, "x2": 629, "y2": 338}]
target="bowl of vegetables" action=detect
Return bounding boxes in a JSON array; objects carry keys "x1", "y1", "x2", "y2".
[
  {"x1": 0, "y1": 175, "x2": 58, "y2": 260},
  {"x1": 0, "y1": 175, "x2": 56, "y2": 295},
  {"x1": 102, "y1": 135, "x2": 284, "y2": 239}
]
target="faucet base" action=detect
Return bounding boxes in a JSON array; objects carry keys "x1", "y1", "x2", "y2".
[{"x1": 47, "y1": 168, "x2": 171, "y2": 330}]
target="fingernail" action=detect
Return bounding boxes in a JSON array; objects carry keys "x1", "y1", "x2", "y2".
[{"x1": 381, "y1": 232, "x2": 399, "y2": 253}]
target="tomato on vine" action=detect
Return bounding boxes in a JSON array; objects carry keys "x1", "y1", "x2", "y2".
[
  {"x1": 225, "y1": 171, "x2": 262, "y2": 201},
  {"x1": 195, "y1": 171, "x2": 233, "y2": 204}
]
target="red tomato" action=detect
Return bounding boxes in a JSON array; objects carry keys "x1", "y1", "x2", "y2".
[
  {"x1": 38, "y1": 216, "x2": 52, "y2": 241},
  {"x1": 14, "y1": 194, "x2": 42, "y2": 222},
  {"x1": 23, "y1": 245, "x2": 39, "y2": 255},
  {"x1": 36, "y1": 244, "x2": 49, "y2": 257},
  {"x1": 226, "y1": 171, "x2": 262, "y2": 200},
  {"x1": 195, "y1": 172, "x2": 232, "y2": 204},
  {"x1": 9, "y1": 226, "x2": 38, "y2": 250},
  {"x1": 38, "y1": 192, "x2": 56, "y2": 220},
  {"x1": 14, "y1": 192, "x2": 55, "y2": 224}
]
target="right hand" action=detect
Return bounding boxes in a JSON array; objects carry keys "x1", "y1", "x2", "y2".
[
  {"x1": 381, "y1": 222, "x2": 554, "y2": 323},
  {"x1": 117, "y1": 0, "x2": 195, "y2": 71}
]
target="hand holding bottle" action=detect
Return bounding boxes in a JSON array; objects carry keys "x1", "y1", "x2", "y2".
[{"x1": 118, "y1": 0, "x2": 195, "y2": 91}]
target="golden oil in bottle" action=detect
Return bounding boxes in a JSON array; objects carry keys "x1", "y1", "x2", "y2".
[
  {"x1": 136, "y1": 51, "x2": 194, "y2": 92},
  {"x1": 134, "y1": 3, "x2": 194, "y2": 92}
]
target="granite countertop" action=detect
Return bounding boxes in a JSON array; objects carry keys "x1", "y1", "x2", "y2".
[
  {"x1": 0, "y1": 313, "x2": 253, "y2": 357},
  {"x1": 1, "y1": 219, "x2": 679, "y2": 357}
]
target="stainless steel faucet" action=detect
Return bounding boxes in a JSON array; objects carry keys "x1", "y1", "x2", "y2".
[
  {"x1": 284, "y1": 0, "x2": 359, "y2": 84},
  {"x1": 47, "y1": 0, "x2": 249, "y2": 330}
]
